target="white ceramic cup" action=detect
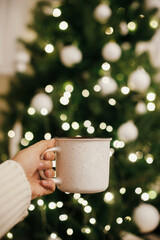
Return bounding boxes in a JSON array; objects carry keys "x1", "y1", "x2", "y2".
[{"x1": 39, "y1": 137, "x2": 112, "y2": 193}]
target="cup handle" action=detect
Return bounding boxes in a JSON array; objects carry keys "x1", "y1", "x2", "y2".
[{"x1": 39, "y1": 147, "x2": 62, "y2": 185}]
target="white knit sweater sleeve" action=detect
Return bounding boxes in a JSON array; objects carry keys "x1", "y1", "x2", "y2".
[{"x1": 0, "y1": 160, "x2": 31, "y2": 238}]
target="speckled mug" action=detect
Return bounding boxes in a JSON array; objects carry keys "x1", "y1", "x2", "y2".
[{"x1": 39, "y1": 137, "x2": 112, "y2": 193}]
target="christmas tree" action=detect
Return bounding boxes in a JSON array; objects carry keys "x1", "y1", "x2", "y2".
[{"x1": 1, "y1": 0, "x2": 160, "y2": 239}]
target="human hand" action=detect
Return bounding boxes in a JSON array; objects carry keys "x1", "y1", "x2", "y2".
[{"x1": 13, "y1": 139, "x2": 56, "y2": 200}]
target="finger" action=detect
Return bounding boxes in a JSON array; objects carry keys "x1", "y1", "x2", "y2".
[
  {"x1": 44, "y1": 169, "x2": 55, "y2": 178},
  {"x1": 39, "y1": 160, "x2": 53, "y2": 170},
  {"x1": 40, "y1": 179, "x2": 56, "y2": 193},
  {"x1": 43, "y1": 151, "x2": 55, "y2": 161},
  {"x1": 33, "y1": 139, "x2": 56, "y2": 155}
]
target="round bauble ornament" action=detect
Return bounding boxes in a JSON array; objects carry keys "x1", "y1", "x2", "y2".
[
  {"x1": 149, "y1": 29, "x2": 160, "y2": 69},
  {"x1": 145, "y1": 0, "x2": 160, "y2": 10},
  {"x1": 119, "y1": 22, "x2": 128, "y2": 35},
  {"x1": 60, "y1": 45, "x2": 82, "y2": 67},
  {"x1": 102, "y1": 42, "x2": 122, "y2": 62},
  {"x1": 98, "y1": 76, "x2": 118, "y2": 96},
  {"x1": 128, "y1": 68, "x2": 151, "y2": 93},
  {"x1": 117, "y1": 120, "x2": 138, "y2": 143},
  {"x1": 31, "y1": 93, "x2": 53, "y2": 114},
  {"x1": 133, "y1": 204, "x2": 160, "y2": 233},
  {"x1": 135, "y1": 101, "x2": 147, "y2": 115},
  {"x1": 121, "y1": 231, "x2": 143, "y2": 240},
  {"x1": 93, "y1": 3, "x2": 112, "y2": 23},
  {"x1": 135, "y1": 41, "x2": 149, "y2": 56}
]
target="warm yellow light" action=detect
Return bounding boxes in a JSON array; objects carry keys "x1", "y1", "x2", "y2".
[
  {"x1": 52, "y1": 8, "x2": 61, "y2": 17},
  {"x1": 37, "y1": 199, "x2": 44, "y2": 206},
  {"x1": 106, "y1": 125, "x2": 113, "y2": 132},
  {"x1": 141, "y1": 192, "x2": 149, "y2": 201},
  {"x1": 73, "y1": 193, "x2": 81, "y2": 199},
  {"x1": 87, "y1": 126, "x2": 95, "y2": 134},
  {"x1": 84, "y1": 120, "x2": 91, "y2": 127},
  {"x1": 59, "y1": 21, "x2": 68, "y2": 30},
  {"x1": 44, "y1": 133, "x2": 51, "y2": 140},
  {"x1": 59, "y1": 214, "x2": 68, "y2": 221},
  {"x1": 93, "y1": 84, "x2": 101, "y2": 92},
  {"x1": 121, "y1": 86, "x2": 130, "y2": 95},
  {"x1": 29, "y1": 204, "x2": 35, "y2": 211},
  {"x1": 60, "y1": 114, "x2": 67, "y2": 121},
  {"x1": 28, "y1": 107, "x2": 35, "y2": 115},
  {"x1": 150, "y1": 19, "x2": 158, "y2": 29},
  {"x1": 40, "y1": 108, "x2": 48, "y2": 115},
  {"x1": 147, "y1": 102, "x2": 155, "y2": 111},
  {"x1": 148, "y1": 190, "x2": 157, "y2": 199},
  {"x1": 108, "y1": 98, "x2": 116, "y2": 105},
  {"x1": 67, "y1": 228, "x2": 73, "y2": 236},
  {"x1": 7, "y1": 232, "x2": 13, "y2": 239},
  {"x1": 104, "y1": 225, "x2": 111, "y2": 231},
  {"x1": 45, "y1": 44, "x2": 54, "y2": 53},
  {"x1": 60, "y1": 96, "x2": 69, "y2": 105},
  {"x1": 99, "y1": 122, "x2": 107, "y2": 130},
  {"x1": 65, "y1": 84, "x2": 74, "y2": 92},
  {"x1": 116, "y1": 217, "x2": 123, "y2": 224},
  {"x1": 147, "y1": 92, "x2": 156, "y2": 101},
  {"x1": 102, "y1": 62, "x2": 110, "y2": 71},
  {"x1": 45, "y1": 85, "x2": 54, "y2": 93},
  {"x1": 71, "y1": 121, "x2": 79, "y2": 130},
  {"x1": 105, "y1": 27, "x2": 114, "y2": 35},
  {"x1": 62, "y1": 122, "x2": 70, "y2": 131},
  {"x1": 8, "y1": 130, "x2": 15, "y2": 138},
  {"x1": 82, "y1": 89, "x2": 90, "y2": 97},
  {"x1": 135, "y1": 187, "x2": 142, "y2": 194},
  {"x1": 128, "y1": 153, "x2": 137, "y2": 162},
  {"x1": 128, "y1": 21, "x2": 137, "y2": 31},
  {"x1": 21, "y1": 138, "x2": 29, "y2": 146},
  {"x1": 48, "y1": 202, "x2": 56, "y2": 209},
  {"x1": 89, "y1": 218, "x2": 96, "y2": 224},
  {"x1": 84, "y1": 205, "x2": 92, "y2": 213},
  {"x1": 25, "y1": 131, "x2": 34, "y2": 141},
  {"x1": 119, "y1": 187, "x2": 126, "y2": 194},
  {"x1": 104, "y1": 192, "x2": 114, "y2": 203}
]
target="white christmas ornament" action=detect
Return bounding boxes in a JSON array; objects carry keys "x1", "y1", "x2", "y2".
[
  {"x1": 93, "y1": 3, "x2": 112, "y2": 23},
  {"x1": 60, "y1": 45, "x2": 82, "y2": 67},
  {"x1": 102, "y1": 42, "x2": 122, "y2": 62},
  {"x1": 133, "y1": 204, "x2": 160, "y2": 233},
  {"x1": 121, "y1": 231, "x2": 143, "y2": 240},
  {"x1": 145, "y1": 0, "x2": 160, "y2": 10},
  {"x1": 98, "y1": 76, "x2": 118, "y2": 95},
  {"x1": 149, "y1": 29, "x2": 160, "y2": 68},
  {"x1": 117, "y1": 121, "x2": 138, "y2": 143},
  {"x1": 128, "y1": 68, "x2": 151, "y2": 93},
  {"x1": 135, "y1": 101, "x2": 147, "y2": 115},
  {"x1": 135, "y1": 41, "x2": 149, "y2": 56},
  {"x1": 31, "y1": 93, "x2": 53, "y2": 114}
]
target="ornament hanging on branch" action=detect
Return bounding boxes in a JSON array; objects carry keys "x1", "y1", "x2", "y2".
[
  {"x1": 135, "y1": 101, "x2": 147, "y2": 115},
  {"x1": 60, "y1": 45, "x2": 82, "y2": 67},
  {"x1": 102, "y1": 42, "x2": 122, "y2": 62},
  {"x1": 31, "y1": 93, "x2": 53, "y2": 114},
  {"x1": 117, "y1": 120, "x2": 138, "y2": 143},
  {"x1": 98, "y1": 76, "x2": 118, "y2": 96},
  {"x1": 133, "y1": 204, "x2": 160, "y2": 233},
  {"x1": 93, "y1": 3, "x2": 112, "y2": 23},
  {"x1": 128, "y1": 68, "x2": 151, "y2": 93}
]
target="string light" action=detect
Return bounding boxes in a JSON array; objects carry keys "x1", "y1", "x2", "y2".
[
  {"x1": 149, "y1": 19, "x2": 158, "y2": 29},
  {"x1": 37, "y1": 199, "x2": 44, "y2": 206},
  {"x1": 116, "y1": 217, "x2": 123, "y2": 224},
  {"x1": 71, "y1": 121, "x2": 79, "y2": 130},
  {"x1": 148, "y1": 190, "x2": 157, "y2": 199},
  {"x1": 113, "y1": 140, "x2": 125, "y2": 148},
  {"x1": 119, "y1": 187, "x2": 126, "y2": 194},
  {"x1": 101, "y1": 62, "x2": 110, "y2": 71},
  {"x1": 50, "y1": 233, "x2": 57, "y2": 239},
  {"x1": 87, "y1": 126, "x2": 95, "y2": 134},
  {"x1": 121, "y1": 86, "x2": 130, "y2": 95},
  {"x1": 127, "y1": 21, "x2": 137, "y2": 31},
  {"x1": 105, "y1": 27, "x2": 114, "y2": 35},
  {"x1": 57, "y1": 201, "x2": 63, "y2": 208},
  {"x1": 28, "y1": 107, "x2": 35, "y2": 115},
  {"x1": 84, "y1": 205, "x2": 92, "y2": 213},
  {"x1": 60, "y1": 96, "x2": 69, "y2": 105},
  {"x1": 52, "y1": 8, "x2": 61, "y2": 17},
  {"x1": 45, "y1": 44, "x2": 54, "y2": 53},
  {"x1": 59, "y1": 21, "x2": 68, "y2": 30},
  {"x1": 82, "y1": 89, "x2": 90, "y2": 97},
  {"x1": 64, "y1": 91, "x2": 71, "y2": 98},
  {"x1": 141, "y1": 192, "x2": 149, "y2": 201},
  {"x1": 29, "y1": 204, "x2": 35, "y2": 211},
  {"x1": 147, "y1": 102, "x2": 155, "y2": 111},
  {"x1": 65, "y1": 84, "x2": 74, "y2": 92},
  {"x1": 21, "y1": 138, "x2": 29, "y2": 146},
  {"x1": 44, "y1": 133, "x2": 52, "y2": 140},
  {"x1": 128, "y1": 153, "x2": 137, "y2": 162},
  {"x1": 104, "y1": 192, "x2": 114, "y2": 203},
  {"x1": 25, "y1": 131, "x2": 34, "y2": 141},
  {"x1": 108, "y1": 98, "x2": 116, "y2": 106},
  {"x1": 66, "y1": 228, "x2": 73, "y2": 236},
  {"x1": 45, "y1": 85, "x2": 54, "y2": 93},
  {"x1": 84, "y1": 120, "x2": 91, "y2": 127},
  {"x1": 99, "y1": 122, "x2": 107, "y2": 130},
  {"x1": 60, "y1": 114, "x2": 67, "y2": 121},
  {"x1": 147, "y1": 92, "x2": 156, "y2": 101},
  {"x1": 106, "y1": 125, "x2": 113, "y2": 132},
  {"x1": 73, "y1": 193, "x2": 81, "y2": 199},
  {"x1": 7, "y1": 232, "x2": 13, "y2": 239},
  {"x1": 89, "y1": 218, "x2": 96, "y2": 224},
  {"x1": 93, "y1": 84, "x2": 101, "y2": 92},
  {"x1": 59, "y1": 214, "x2": 68, "y2": 221},
  {"x1": 48, "y1": 202, "x2": 56, "y2": 210},
  {"x1": 8, "y1": 130, "x2": 15, "y2": 138},
  {"x1": 81, "y1": 228, "x2": 91, "y2": 234},
  {"x1": 40, "y1": 108, "x2": 49, "y2": 115},
  {"x1": 62, "y1": 122, "x2": 70, "y2": 131},
  {"x1": 124, "y1": 216, "x2": 131, "y2": 222},
  {"x1": 104, "y1": 225, "x2": 111, "y2": 231},
  {"x1": 135, "y1": 187, "x2": 142, "y2": 194}
]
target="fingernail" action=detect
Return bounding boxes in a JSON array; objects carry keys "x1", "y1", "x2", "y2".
[{"x1": 39, "y1": 162, "x2": 45, "y2": 168}]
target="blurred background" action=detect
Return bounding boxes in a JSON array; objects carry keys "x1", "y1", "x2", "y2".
[{"x1": 1, "y1": 0, "x2": 160, "y2": 240}]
